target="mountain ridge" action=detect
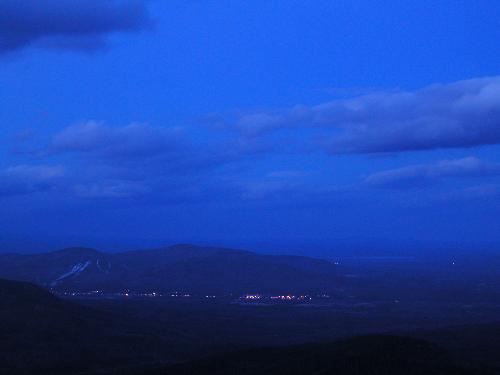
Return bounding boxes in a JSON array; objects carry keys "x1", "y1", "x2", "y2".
[{"x1": 0, "y1": 244, "x2": 338, "y2": 295}]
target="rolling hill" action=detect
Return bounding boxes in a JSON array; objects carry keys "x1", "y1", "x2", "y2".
[
  {"x1": 2, "y1": 278, "x2": 500, "y2": 374},
  {"x1": 0, "y1": 244, "x2": 338, "y2": 294},
  {"x1": 0, "y1": 278, "x2": 180, "y2": 375},
  {"x1": 108, "y1": 335, "x2": 497, "y2": 375}
]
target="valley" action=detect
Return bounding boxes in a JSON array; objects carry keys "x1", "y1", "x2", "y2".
[{"x1": 2, "y1": 244, "x2": 500, "y2": 374}]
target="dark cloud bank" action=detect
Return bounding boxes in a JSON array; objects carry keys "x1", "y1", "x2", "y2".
[
  {"x1": 228, "y1": 76, "x2": 500, "y2": 154},
  {"x1": 0, "y1": 0, "x2": 151, "y2": 54}
]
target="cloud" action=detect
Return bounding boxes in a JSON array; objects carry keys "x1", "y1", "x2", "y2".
[
  {"x1": 233, "y1": 170, "x2": 331, "y2": 200},
  {"x1": 238, "y1": 176, "x2": 306, "y2": 200},
  {"x1": 12, "y1": 121, "x2": 271, "y2": 202},
  {"x1": 365, "y1": 157, "x2": 500, "y2": 189},
  {"x1": 50, "y1": 121, "x2": 184, "y2": 159},
  {"x1": 72, "y1": 180, "x2": 151, "y2": 199},
  {"x1": 458, "y1": 184, "x2": 500, "y2": 199},
  {"x1": 0, "y1": 165, "x2": 65, "y2": 196},
  {"x1": 222, "y1": 76, "x2": 500, "y2": 154},
  {"x1": 47, "y1": 121, "x2": 274, "y2": 178},
  {"x1": 0, "y1": 0, "x2": 151, "y2": 54}
]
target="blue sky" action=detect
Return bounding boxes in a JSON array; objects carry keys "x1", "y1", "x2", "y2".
[{"x1": 1, "y1": 0, "x2": 500, "y2": 254}]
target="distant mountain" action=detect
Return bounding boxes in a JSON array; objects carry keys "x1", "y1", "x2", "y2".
[
  {"x1": 115, "y1": 335, "x2": 496, "y2": 375},
  {"x1": 0, "y1": 244, "x2": 338, "y2": 294},
  {"x1": 0, "y1": 278, "x2": 181, "y2": 374},
  {"x1": 0, "y1": 247, "x2": 110, "y2": 288}
]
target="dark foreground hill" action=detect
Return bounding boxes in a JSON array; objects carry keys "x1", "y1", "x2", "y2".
[
  {"x1": 0, "y1": 244, "x2": 338, "y2": 294},
  {"x1": 109, "y1": 335, "x2": 497, "y2": 375},
  {"x1": 413, "y1": 322, "x2": 500, "y2": 370},
  {"x1": 1, "y1": 278, "x2": 500, "y2": 375},
  {"x1": 0, "y1": 279, "x2": 180, "y2": 375}
]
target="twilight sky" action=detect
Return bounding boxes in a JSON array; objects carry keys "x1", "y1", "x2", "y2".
[{"x1": 1, "y1": 0, "x2": 500, "y2": 254}]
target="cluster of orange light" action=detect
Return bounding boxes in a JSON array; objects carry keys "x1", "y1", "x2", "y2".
[
  {"x1": 241, "y1": 294, "x2": 262, "y2": 300},
  {"x1": 269, "y1": 295, "x2": 312, "y2": 300}
]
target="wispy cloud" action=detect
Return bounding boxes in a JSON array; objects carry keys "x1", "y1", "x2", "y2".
[
  {"x1": 0, "y1": 165, "x2": 65, "y2": 196},
  {"x1": 72, "y1": 180, "x2": 152, "y2": 199},
  {"x1": 50, "y1": 121, "x2": 184, "y2": 159},
  {"x1": 365, "y1": 157, "x2": 500, "y2": 189}
]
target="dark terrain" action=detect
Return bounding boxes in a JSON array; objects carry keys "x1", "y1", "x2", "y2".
[
  {"x1": 114, "y1": 335, "x2": 497, "y2": 375},
  {"x1": 0, "y1": 279, "x2": 184, "y2": 375},
  {"x1": 2, "y1": 245, "x2": 500, "y2": 374},
  {"x1": 1, "y1": 277, "x2": 500, "y2": 374}
]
